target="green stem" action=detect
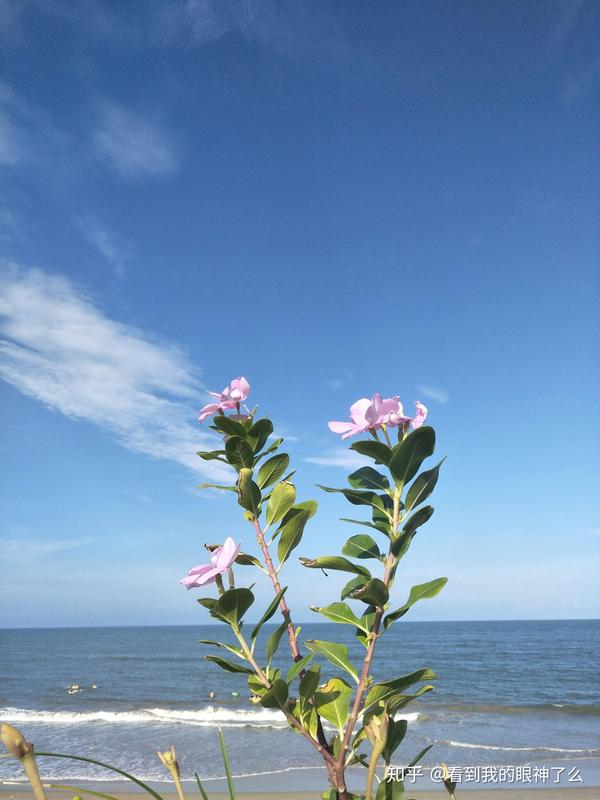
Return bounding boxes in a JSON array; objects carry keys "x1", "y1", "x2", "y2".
[
  {"x1": 366, "y1": 742, "x2": 385, "y2": 800},
  {"x1": 337, "y1": 489, "x2": 401, "y2": 776}
]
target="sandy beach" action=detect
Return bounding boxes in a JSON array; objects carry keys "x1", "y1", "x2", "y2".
[{"x1": 2, "y1": 786, "x2": 600, "y2": 799}]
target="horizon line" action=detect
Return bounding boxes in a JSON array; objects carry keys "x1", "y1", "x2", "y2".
[{"x1": 1, "y1": 617, "x2": 599, "y2": 631}]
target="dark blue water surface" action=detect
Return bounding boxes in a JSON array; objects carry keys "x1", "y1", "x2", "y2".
[{"x1": 1, "y1": 621, "x2": 599, "y2": 785}]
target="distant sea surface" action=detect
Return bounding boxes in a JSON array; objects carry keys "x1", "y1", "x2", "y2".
[{"x1": 1, "y1": 621, "x2": 599, "y2": 787}]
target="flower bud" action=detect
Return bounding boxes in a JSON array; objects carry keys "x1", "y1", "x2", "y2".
[
  {"x1": 1, "y1": 724, "x2": 33, "y2": 759},
  {"x1": 157, "y1": 746, "x2": 179, "y2": 775},
  {"x1": 365, "y1": 713, "x2": 389, "y2": 746}
]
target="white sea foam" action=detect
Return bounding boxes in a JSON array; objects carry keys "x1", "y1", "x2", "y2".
[
  {"x1": 0, "y1": 706, "x2": 420, "y2": 728},
  {"x1": 441, "y1": 739, "x2": 598, "y2": 754},
  {"x1": 0, "y1": 705, "x2": 286, "y2": 728}
]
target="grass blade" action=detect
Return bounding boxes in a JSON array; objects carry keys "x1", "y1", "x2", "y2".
[
  {"x1": 50, "y1": 784, "x2": 123, "y2": 800},
  {"x1": 36, "y1": 752, "x2": 165, "y2": 800},
  {"x1": 194, "y1": 772, "x2": 209, "y2": 800},
  {"x1": 217, "y1": 728, "x2": 236, "y2": 800}
]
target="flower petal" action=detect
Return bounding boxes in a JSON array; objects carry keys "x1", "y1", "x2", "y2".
[
  {"x1": 412, "y1": 401, "x2": 428, "y2": 429},
  {"x1": 215, "y1": 537, "x2": 241, "y2": 571},
  {"x1": 349, "y1": 398, "x2": 372, "y2": 426},
  {"x1": 198, "y1": 403, "x2": 221, "y2": 423}
]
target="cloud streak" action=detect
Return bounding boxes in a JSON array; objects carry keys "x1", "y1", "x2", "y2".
[
  {"x1": 0, "y1": 536, "x2": 93, "y2": 561},
  {"x1": 93, "y1": 101, "x2": 179, "y2": 179},
  {"x1": 78, "y1": 214, "x2": 132, "y2": 277},
  {"x1": 0, "y1": 264, "x2": 229, "y2": 479},
  {"x1": 305, "y1": 447, "x2": 368, "y2": 470},
  {"x1": 418, "y1": 384, "x2": 450, "y2": 404}
]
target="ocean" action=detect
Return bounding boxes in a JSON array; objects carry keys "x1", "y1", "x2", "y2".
[{"x1": 1, "y1": 620, "x2": 599, "y2": 792}]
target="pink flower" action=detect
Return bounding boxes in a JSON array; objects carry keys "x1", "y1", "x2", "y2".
[
  {"x1": 198, "y1": 377, "x2": 250, "y2": 423},
  {"x1": 180, "y1": 537, "x2": 241, "y2": 590},
  {"x1": 328, "y1": 395, "x2": 428, "y2": 439},
  {"x1": 411, "y1": 401, "x2": 428, "y2": 429}
]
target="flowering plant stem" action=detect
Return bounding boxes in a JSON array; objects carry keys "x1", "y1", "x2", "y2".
[{"x1": 191, "y1": 380, "x2": 447, "y2": 799}]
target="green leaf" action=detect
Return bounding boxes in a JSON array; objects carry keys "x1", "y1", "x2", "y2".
[
  {"x1": 214, "y1": 588, "x2": 255, "y2": 625},
  {"x1": 225, "y1": 435, "x2": 255, "y2": 471},
  {"x1": 314, "y1": 677, "x2": 353, "y2": 734},
  {"x1": 247, "y1": 418, "x2": 273, "y2": 452},
  {"x1": 277, "y1": 509, "x2": 310, "y2": 565},
  {"x1": 352, "y1": 577, "x2": 389, "y2": 607},
  {"x1": 364, "y1": 668, "x2": 437, "y2": 710},
  {"x1": 402, "y1": 505, "x2": 435, "y2": 536},
  {"x1": 318, "y1": 485, "x2": 386, "y2": 510},
  {"x1": 376, "y1": 778, "x2": 404, "y2": 800},
  {"x1": 348, "y1": 466, "x2": 390, "y2": 492},
  {"x1": 205, "y1": 655, "x2": 253, "y2": 674},
  {"x1": 197, "y1": 596, "x2": 218, "y2": 613},
  {"x1": 340, "y1": 575, "x2": 367, "y2": 600},
  {"x1": 257, "y1": 453, "x2": 290, "y2": 489},
  {"x1": 299, "y1": 555, "x2": 371, "y2": 578},
  {"x1": 198, "y1": 639, "x2": 245, "y2": 658},
  {"x1": 266, "y1": 620, "x2": 288, "y2": 666},
  {"x1": 266, "y1": 481, "x2": 296, "y2": 526},
  {"x1": 298, "y1": 663, "x2": 321, "y2": 699},
  {"x1": 389, "y1": 426, "x2": 435, "y2": 490},
  {"x1": 197, "y1": 449, "x2": 227, "y2": 461},
  {"x1": 382, "y1": 718, "x2": 408, "y2": 764},
  {"x1": 408, "y1": 743, "x2": 433, "y2": 767},
  {"x1": 405, "y1": 459, "x2": 444, "y2": 512},
  {"x1": 292, "y1": 499, "x2": 318, "y2": 518},
  {"x1": 286, "y1": 654, "x2": 314, "y2": 683},
  {"x1": 234, "y1": 551, "x2": 262, "y2": 568},
  {"x1": 256, "y1": 437, "x2": 284, "y2": 460},
  {"x1": 251, "y1": 587, "x2": 287, "y2": 641},
  {"x1": 197, "y1": 482, "x2": 237, "y2": 492},
  {"x1": 260, "y1": 677, "x2": 289, "y2": 709},
  {"x1": 340, "y1": 518, "x2": 385, "y2": 532},
  {"x1": 213, "y1": 415, "x2": 248, "y2": 438},
  {"x1": 237, "y1": 467, "x2": 261, "y2": 515},
  {"x1": 306, "y1": 639, "x2": 359, "y2": 683},
  {"x1": 342, "y1": 533, "x2": 381, "y2": 560},
  {"x1": 356, "y1": 609, "x2": 376, "y2": 648},
  {"x1": 383, "y1": 578, "x2": 448, "y2": 629},
  {"x1": 349, "y1": 440, "x2": 393, "y2": 465},
  {"x1": 311, "y1": 601, "x2": 370, "y2": 633},
  {"x1": 391, "y1": 507, "x2": 434, "y2": 561}
]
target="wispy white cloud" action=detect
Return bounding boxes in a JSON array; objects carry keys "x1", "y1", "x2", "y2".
[
  {"x1": 0, "y1": 264, "x2": 230, "y2": 479},
  {"x1": 0, "y1": 536, "x2": 93, "y2": 561},
  {"x1": 78, "y1": 214, "x2": 132, "y2": 277},
  {"x1": 418, "y1": 384, "x2": 450, "y2": 404},
  {"x1": 93, "y1": 101, "x2": 179, "y2": 179},
  {"x1": 327, "y1": 369, "x2": 354, "y2": 392},
  {"x1": 0, "y1": 81, "x2": 68, "y2": 167},
  {"x1": 305, "y1": 447, "x2": 368, "y2": 470},
  {"x1": 155, "y1": 0, "x2": 347, "y2": 64}
]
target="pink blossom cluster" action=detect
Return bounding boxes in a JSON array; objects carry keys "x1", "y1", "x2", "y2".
[
  {"x1": 198, "y1": 377, "x2": 250, "y2": 423},
  {"x1": 328, "y1": 394, "x2": 427, "y2": 440}
]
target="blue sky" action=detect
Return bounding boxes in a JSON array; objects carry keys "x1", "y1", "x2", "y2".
[{"x1": 1, "y1": 1, "x2": 598, "y2": 627}]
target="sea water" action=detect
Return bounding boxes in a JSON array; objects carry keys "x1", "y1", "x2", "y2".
[{"x1": 1, "y1": 620, "x2": 599, "y2": 789}]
